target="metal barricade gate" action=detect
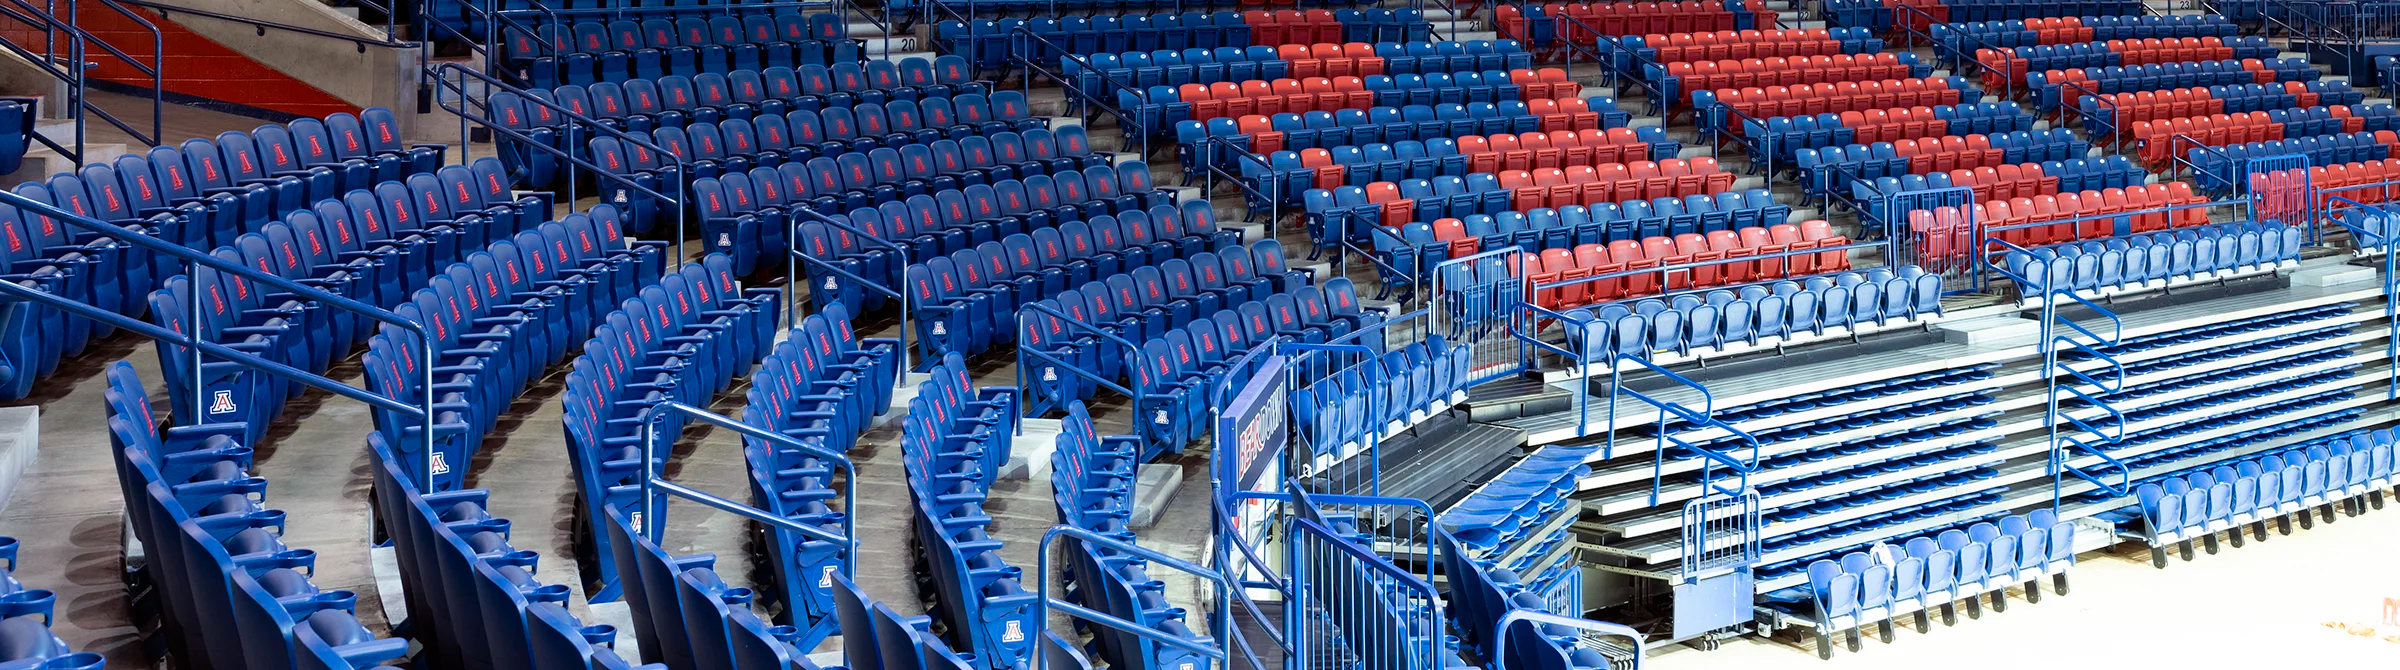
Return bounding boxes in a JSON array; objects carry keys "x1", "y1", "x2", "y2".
[
  {"x1": 1884, "y1": 186, "x2": 1978, "y2": 292},
  {"x1": 2245, "y1": 153, "x2": 2315, "y2": 241},
  {"x1": 1287, "y1": 516, "x2": 1444, "y2": 670},
  {"x1": 1430, "y1": 247, "x2": 1527, "y2": 388},
  {"x1": 1671, "y1": 491, "x2": 1760, "y2": 642}
]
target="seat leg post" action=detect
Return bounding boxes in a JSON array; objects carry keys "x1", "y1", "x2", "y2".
[
  {"x1": 1878, "y1": 619, "x2": 1894, "y2": 643},
  {"x1": 2320, "y1": 504, "x2": 2337, "y2": 523},
  {"x1": 1988, "y1": 590, "x2": 2006, "y2": 613},
  {"x1": 2150, "y1": 545, "x2": 2167, "y2": 568},
  {"x1": 2025, "y1": 580, "x2": 2041, "y2": 603},
  {"x1": 2228, "y1": 528, "x2": 2244, "y2": 548},
  {"x1": 2288, "y1": 512, "x2": 2305, "y2": 532},
  {"x1": 1815, "y1": 629, "x2": 1835, "y2": 660},
  {"x1": 1844, "y1": 627, "x2": 1861, "y2": 652},
  {"x1": 2371, "y1": 490, "x2": 2385, "y2": 510},
  {"x1": 2251, "y1": 521, "x2": 2268, "y2": 541},
  {"x1": 1940, "y1": 602, "x2": 1957, "y2": 626},
  {"x1": 1914, "y1": 610, "x2": 1931, "y2": 633},
  {"x1": 2052, "y1": 573, "x2": 2069, "y2": 595},
  {"x1": 2177, "y1": 539, "x2": 2194, "y2": 561},
  {"x1": 1963, "y1": 595, "x2": 1981, "y2": 619},
  {"x1": 2201, "y1": 532, "x2": 2219, "y2": 555}
]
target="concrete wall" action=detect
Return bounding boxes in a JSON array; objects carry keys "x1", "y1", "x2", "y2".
[{"x1": 134, "y1": 0, "x2": 416, "y2": 113}]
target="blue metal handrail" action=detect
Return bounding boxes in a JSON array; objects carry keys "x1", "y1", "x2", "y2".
[
  {"x1": 1717, "y1": 98, "x2": 1779, "y2": 178},
  {"x1": 1512, "y1": 301, "x2": 1594, "y2": 433},
  {"x1": 1491, "y1": 610, "x2": 1647, "y2": 670},
  {"x1": 1286, "y1": 515, "x2": 1446, "y2": 669},
  {"x1": 633, "y1": 401, "x2": 858, "y2": 562},
  {"x1": 1035, "y1": 525, "x2": 1232, "y2": 670},
  {"x1": 0, "y1": 185, "x2": 439, "y2": 486},
  {"x1": 1011, "y1": 25, "x2": 1151, "y2": 160},
  {"x1": 1282, "y1": 341, "x2": 1385, "y2": 495},
  {"x1": 1200, "y1": 134, "x2": 1286, "y2": 229},
  {"x1": 1606, "y1": 351, "x2": 1762, "y2": 501},
  {"x1": 1016, "y1": 301, "x2": 1148, "y2": 431},
  {"x1": 784, "y1": 205, "x2": 912, "y2": 376},
  {"x1": 428, "y1": 62, "x2": 691, "y2": 261},
  {"x1": 1984, "y1": 235, "x2": 2132, "y2": 508},
  {"x1": 0, "y1": 0, "x2": 162, "y2": 164},
  {"x1": 2326, "y1": 194, "x2": 2399, "y2": 400},
  {"x1": 1590, "y1": 31, "x2": 1665, "y2": 115}
]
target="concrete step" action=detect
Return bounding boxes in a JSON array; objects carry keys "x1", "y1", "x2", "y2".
[
  {"x1": 871, "y1": 50, "x2": 938, "y2": 62},
  {"x1": 1419, "y1": 8, "x2": 1462, "y2": 22},
  {"x1": 857, "y1": 36, "x2": 921, "y2": 55},
  {"x1": 844, "y1": 21, "x2": 893, "y2": 39}
]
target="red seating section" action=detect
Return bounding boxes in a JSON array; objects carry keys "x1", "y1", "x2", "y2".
[
  {"x1": 1977, "y1": 182, "x2": 2210, "y2": 248},
  {"x1": 2128, "y1": 112, "x2": 2285, "y2": 165},
  {"x1": 2292, "y1": 160, "x2": 2400, "y2": 208},
  {"x1": 2039, "y1": 59, "x2": 2283, "y2": 109},
  {"x1": 2085, "y1": 83, "x2": 2329, "y2": 136},
  {"x1": 1523, "y1": 220, "x2": 1851, "y2": 308},
  {"x1": 1941, "y1": 163, "x2": 2065, "y2": 203},
  {"x1": 1838, "y1": 106, "x2": 1982, "y2": 144},
  {"x1": 1666, "y1": 54, "x2": 1917, "y2": 103},
  {"x1": 1640, "y1": 29, "x2": 1849, "y2": 63},
  {"x1": 1889, "y1": 134, "x2": 2008, "y2": 173},
  {"x1": 1496, "y1": 158, "x2": 1735, "y2": 210},
  {"x1": 1713, "y1": 78, "x2": 1966, "y2": 130},
  {"x1": 1458, "y1": 128, "x2": 1665, "y2": 172},
  {"x1": 1273, "y1": 43, "x2": 1391, "y2": 78},
  {"x1": 1244, "y1": 10, "x2": 1344, "y2": 46}
]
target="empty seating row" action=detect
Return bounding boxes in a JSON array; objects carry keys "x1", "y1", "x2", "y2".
[
  {"x1": 1698, "y1": 76, "x2": 1982, "y2": 135},
  {"x1": 1128, "y1": 70, "x2": 1584, "y2": 134},
  {"x1": 524, "y1": 47, "x2": 968, "y2": 95},
  {"x1": 102, "y1": 366, "x2": 409, "y2": 670},
  {"x1": 1441, "y1": 444, "x2": 1597, "y2": 557},
  {"x1": 1249, "y1": 129, "x2": 1673, "y2": 209},
  {"x1": 898, "y1": 208, "x2": 1257, "y2": 359},
  {"x1": 2287, "y1": 159, "x2": 2400, "y2": 209},
  {"x1": 534, "y1": 62, "x2": 991, "y2": 135},
  {"x1": 555, "y1": 251, "x2": 786, "y2": 602},
  {"x1": 1976, "y1": 37, "x2": 2280, "y2": 85},
  {"x1": 1292, "y1": 331, "x2": 1471, "y2": 460},
  {"x1": 2112, "y1": 429, "x2": 2393, "y2": 567},
  {"x1": 1439, "y1": 533, "x2": 1601, "y2": 670},
  {"x1": 1017, "y1": 261, "x2": 1317, "y2": 425},
  {"x1": 1554, "y1": 267, "x2": 1946, "y2": 360},
  {"x1": 0, "y1": 543, "x2": 99, "y2": 669},
  {"x1": 1307, "y1": 160, "x2": 1734, "y2": 238},
  {"x1": 1048, "y1": 400, "x2": 1222, "y2": 670},
  {"x1": 1825, "y1": 0, "x2": 2144, "y2": 31},
  {"x1": 734, "y1": 307, "x2": 898, "y2": 647},
  {"x1": 587, "y1": 119, "x2": 1102, "y2": 240},
  {"x1": 2129, "y1": 105, "x2": 2399, "y2": 165},
  {"x1": 1648, "y1": 53, "x2": 1932, "y2": 110},
  {"x1": 1496, "y1": 1, "x2": 1776, "y2": 45},
  {"x1": 2187, "y1": 132, "x2": 2400, "y2": 192},
  {"x1": 1932, "y1": 15, "x2": 2238, "y2": 62},
  {"x1": 1793, "y1": 130, "x2": 2093, "y2": 198},
  {"x1": 2028, "y1": 58, "x2": 2319, "y2": 111},
  {"x1": 1521, "y1": 221, "x2": 1854, "y2": 308},
  {"x1": 1747, "y1": 103, "x2": 2036, "y2": 161},
  {"x1": 1854, "y1": 158, "x2": 2144, "y2": 207},
  {"x1": 1367, "y1": 189, "x2": 1789, "y2": 286},
  {"x1": 1174, "y1": 102, "x2": 1647, "y2": 183},
  {"x1": 1602, "y1": 28, "x2": 1884, "y2": 71},
  {"x1": 145, "y1": 161, "x2": 573, "y2": 446},
  {"x1": 1797, "y1": 512, "x2": 2074, "y2": 658},
  {"x1": 902, "y1": 356, "x2": 1036, "y2": 668},
  {"x1": 428, "y1": 0, "x2": 818, "y2": 42},
  {"x1": 1976, "y1": 182, "x2": 2212, "y2": 249},
  {"x1": 2003, "y1": 221, "x2": 2302, "y2": 296},
  {"x1": 357, "y1": 209, "x2": 677, "y2": 492},
  {"x1": 1069, "y1": 40, "x2": 1533, "y2": 97},
  {"x1": 512, "y1": 15, "x2": 868, "y2": 87},
  {"x1": 2078, "y1": 82, "x2": 2368, "y2": 135}
]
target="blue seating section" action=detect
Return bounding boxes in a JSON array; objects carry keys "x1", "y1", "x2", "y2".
[
  {"x1": 1560, "y1": 267, "x2": 1947, "y2": 361},
  {"x1": 139, "y1": 155, "x2": 559, "y2": 447},
  {"x1": 1789, "y1": 511, "x2": 2074, "y2": 658},
  {"x1": 1849, "y1": 157, "x2": 2144, "y2": 218},
  {"x1": 1793, "y1": 130, "x2": 2092, "y2": 200},
  {"x1": 1048, "y1": 401, "x2": 1218, "y2": 670},
  {"x1": 1292, "y1": 326, "x2": 1472, "y2": 462},
  {"x1": 1442, "y1": 445, "x2": 1595, "y2": 565},
  {"x1": 0, "y1": 99, "x2": 25, "y2": 177},
  {"x1": 2006, "y1": 221, "x2": 2302, "y2": 296},
  {"x1": 943, "y1": 13, "x2": 1251, "y2": 70},
  {"x1": 2027, "y1": 58, "x2": 2320, "y2": 112},
  {"x1": 0, "y1": 107, "x2": 444, "y2": 401},
  {"x1": 1131, "y1": 82, "x2": 1557, "y2": 143},
  {"x1": 736, "y1": 304, "x2": 898, "y2": 646},
  {"x1": 900, "y1": 200, "x2": 1243, "y2": 360},
  {"x1": 1749, "y1": 103, "x2": 2037, "y2": 164},
  {"x1": 586, "y1": 110, "x2": 1094, "y2": 243},
  {"x1": 509, "y1": 14, "x2": 875, "y2": 88},
  {"x1": 2188, "y1": 132, "x2": 2400, "y2": 191},
  {"x1": 1824, "y1": 0, "x2": 2143, "y2": 31},
  {"x1": 904, "y1": 356, "x2": 1036, "y2": 670},
  {"x1": 103, "y1": 365, "x2": 407, "y2": 670},
  {"x1": 518, "y1": 63, "x2": 987, "y2": 157},
  {"x1": 2102, "y1": 428, "x2": 2394, "y2": 566},
  {"x1": 1438, "y1": 533, "x2": 1604, "y2": 670},
  {"x1": 555, "y1": 251, "x2": 777, "y2": 599},
  {"x1": 1069, "y1": 40, "x2": 1532, "y2": 99}
]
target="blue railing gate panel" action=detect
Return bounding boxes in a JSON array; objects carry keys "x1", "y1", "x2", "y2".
[
  {"x1": 1431, "y1": 247, "x2": 1527, "y2": 388},
  {"x1": 2245, "y1": 153, "x2": 2315, "y2": 241},
  {"x1": 1885, "y1": 186, "x2": 1979, "y2": 292}
]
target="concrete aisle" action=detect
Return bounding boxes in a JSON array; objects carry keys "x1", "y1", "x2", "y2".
[{"x1": 1651, "y1": 508, "x2": 2400, "y2": 668}]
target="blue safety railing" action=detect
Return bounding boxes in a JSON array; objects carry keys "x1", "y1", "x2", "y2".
[
  {"x1": 1490, "y1": 610, "x2": 1647, "y2": 670},
  {"x1": 1593, "y1": 31, "x2": 1667, "y2": 116},
  {"x1": 1287, "y1": 513, "x2": 1446, "y2": 670},
  {"x1": 0, "y1": 0, "x2": 162, "y2": 165},
  {"x1": 1284, "y1": 341, "x2": 1388, "y2": 496},
  {"x1": 1721, "y1": 103, "x2": 1780, "y2": 180},
  {"x1": 1034, "y1": 526, "x2": 1234, "y2": 670},
  {"x1": 1607, "y1": 352, "x2": 1761, "y2": 504},
  {"x1": 2061, "y1": 79, "x2": 2124, "y2": 155},
  {"x1": 1885, "y1": 186, "x2": 1979, "y2": 290},
  {"x1": 2244, "y1": 153, "x2": 2316, "y2": 240},
  {"x1": 0, "y1": 186, "x2": 442, "y2": 487},
  {"x1": 1199, "y1": 134, "x2": 1289, "y2": 230},
  {"x1": 1512, "y1": 301, "x2": 1595, "y2": 432},
  {"x1": 1430, "y1": 246, "x2": 1529, "y2": 388},
  {"x1": 2326, "y1": 194, "x2": 2400, "y2": 400},
  {"x1": 427, "y1": 62, "x2": 692, "y2": 262},
  {"x1": 784, "y1": 206, "x2": 914, "y2": 378},
  {"x1": 1014, "y1": 301, "x2": 1171, "y2": 457},
  {"x1": 1985, "y1": 237, "x2": 2131, "y2": 510},
  {"x1": 1013, "y1": 25, "x2": 1152, "y2": 160}
]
